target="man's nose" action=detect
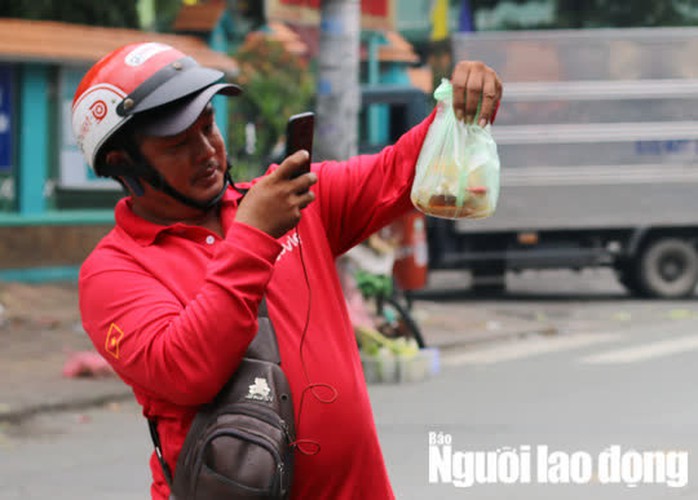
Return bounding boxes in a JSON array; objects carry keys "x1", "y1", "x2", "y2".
[{"x1": 193, "y1": 131, "x2": 216, "y2": 161}]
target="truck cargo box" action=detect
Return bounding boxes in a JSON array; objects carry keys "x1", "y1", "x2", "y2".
[{"x1": 436, "y1": 28, "x2": 698, "y2": 298}]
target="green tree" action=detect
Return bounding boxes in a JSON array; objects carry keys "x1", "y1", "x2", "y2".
[
  {"x1": 469, "y1": 0, "x2": 698, "y2": 29},
  {"x1": 469, "y1": 0, "x2": 529, "y2": 9},
  {"x1": 556, "y1": 0, "x2": 698, "y2": 28},
  {"x1": 227, "y1": 36, "x2": 315, "y2": 180},
  {"x1": 151, "y1": 0, "x2": 185, "y2": 31},
  {"x1": 0, "y1": 0, "x2": 140, "y2": 28}
]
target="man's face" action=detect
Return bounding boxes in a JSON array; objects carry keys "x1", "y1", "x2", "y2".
[{"x1": 137, "y1": 104, "x2": 227, "y2": 207}]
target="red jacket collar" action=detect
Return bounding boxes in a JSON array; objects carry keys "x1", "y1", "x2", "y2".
[{"x1": 115, "y1": 186, "x2": 245, "y2": 246}]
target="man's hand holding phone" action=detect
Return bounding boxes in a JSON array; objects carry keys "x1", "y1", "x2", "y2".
[
  {"x1": 285, "y1": 112, "x2": 314, "y2": 179},
  {"x1": 235, "y1": 112, "x2": 317, "y2": 238}
]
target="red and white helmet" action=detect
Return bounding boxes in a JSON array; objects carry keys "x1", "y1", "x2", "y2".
[{"x1": 72, "y1": 42, "x2": 241, "y2": 174}]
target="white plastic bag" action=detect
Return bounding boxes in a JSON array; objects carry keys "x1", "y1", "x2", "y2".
[{"x1": 411, "y1": 79, "x2": 500, "y2": 219}]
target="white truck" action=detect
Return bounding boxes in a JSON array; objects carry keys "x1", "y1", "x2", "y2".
[{"x1": 428, "y1": 27, "x2": 698, "y2": 298}]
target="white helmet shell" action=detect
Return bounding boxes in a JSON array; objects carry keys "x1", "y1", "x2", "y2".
[{"x1": 71, "y1": 42, "x2": 235, "y2": 173}]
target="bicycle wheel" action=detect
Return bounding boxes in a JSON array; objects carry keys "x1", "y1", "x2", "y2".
[{"x1": 377, "y1": 295, "x2": 427, "y2": 349}]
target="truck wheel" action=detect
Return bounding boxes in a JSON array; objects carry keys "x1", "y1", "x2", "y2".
[{"x1": 636, "y1": 238, "x2": 698, "y2": 298}]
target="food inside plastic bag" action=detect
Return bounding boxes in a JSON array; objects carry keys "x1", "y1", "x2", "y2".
[{"x1": 411, "y1": 79, "x2": 500, "y2": 219}]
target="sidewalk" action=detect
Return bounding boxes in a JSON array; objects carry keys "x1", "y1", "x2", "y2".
[{"x1": 0, "y1": 281, "x2": 549, "y2": 423}]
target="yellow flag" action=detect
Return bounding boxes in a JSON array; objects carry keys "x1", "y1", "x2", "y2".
[{"x1": 431, "y1": 0, "x2": 449, "y2": 41}]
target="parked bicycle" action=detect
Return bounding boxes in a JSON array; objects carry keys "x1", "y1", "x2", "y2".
[
  {"x1": 353, "y1": 270, "x2": 426, "y2": 349},
  {"x1": 338, "y1": 231, "x2": 426, "y2": 351}
]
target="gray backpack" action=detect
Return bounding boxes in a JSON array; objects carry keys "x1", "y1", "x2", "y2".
[{"x1": 149, "y1": 300, "x2": 296, "y2": 499}]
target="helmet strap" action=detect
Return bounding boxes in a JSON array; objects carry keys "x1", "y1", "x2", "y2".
[
  {"x1": 106, "y1": 146, "x2": 232, "y2": 212},
  {"x1": 138, "y1": 164, "x2": 230, "y2": 211},
  {"x1": 122, "y1": 175, "x2": 145, "y2": 197}
]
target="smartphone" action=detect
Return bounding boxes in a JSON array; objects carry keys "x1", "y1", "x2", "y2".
[{"x1": 285, "y1": 112, "x2": 315, "y2": 178}]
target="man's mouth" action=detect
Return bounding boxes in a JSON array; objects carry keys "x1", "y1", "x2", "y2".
[{"x1": 195, "y1": 164, "x2": 219, "y2": 183}]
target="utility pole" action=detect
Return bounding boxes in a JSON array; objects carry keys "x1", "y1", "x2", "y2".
[{"x1": 315, "y1": 0, "x2": 361, "y2": 161}]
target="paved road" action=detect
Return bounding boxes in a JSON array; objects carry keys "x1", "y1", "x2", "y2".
[
  {"x1": 2, "y1": 269, "x2": 698, "y2": 499},
  {"x1": 0, "y1": 401, "x2": 151, "y2": 500},
  {"x1": 375, "y1": 313, "x2": 698, "y2": 499}
]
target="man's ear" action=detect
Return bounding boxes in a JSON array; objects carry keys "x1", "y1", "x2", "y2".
[
  {"x1": 105, "y1": 150, "x2": 132, "y2": 167},
  {"x1": 104, "y1": 150, "x2": 145, "y2": 197}
]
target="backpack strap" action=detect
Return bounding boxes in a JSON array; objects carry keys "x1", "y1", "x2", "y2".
[
  {"x1": 244, "y1": 300, "x2": 281, "y2": 363},
  {"x1": 148, "y1": 418, "x2": 174, "y2": 487},
  {"x1": 148, "y1": 297, "x2": 277, "y2": 488}
]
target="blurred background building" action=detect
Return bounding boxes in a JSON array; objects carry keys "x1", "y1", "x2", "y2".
[{"x1": 1, "y1": 0, "x2": 698, "y2": 283}]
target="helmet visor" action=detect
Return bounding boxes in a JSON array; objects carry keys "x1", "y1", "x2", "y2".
[{"x1": 135, "y1": 83, "x2": 242, "y2": 137}]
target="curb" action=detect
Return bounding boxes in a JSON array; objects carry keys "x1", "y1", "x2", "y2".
[
  {"x1": 0, "y1": 388, "x2": 134, "y2": 424},
  {"x1": 427, "y1": 324, "x2": 558, "y2": 352},
  {"x1": 0, "y1": 323, "x2": 552, "y2": 424}
]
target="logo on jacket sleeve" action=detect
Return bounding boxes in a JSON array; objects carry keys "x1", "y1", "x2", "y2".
[
  {"x1": 246, "y1": 377, "x2": 272, "y2": 402},
  {"x1": 105, "y1": 323, "x2": 125, "y2": 359}
]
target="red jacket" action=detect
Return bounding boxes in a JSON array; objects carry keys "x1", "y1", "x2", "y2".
[{"x1": 79, "y1": 111, "x2": 434, "y2": 499}]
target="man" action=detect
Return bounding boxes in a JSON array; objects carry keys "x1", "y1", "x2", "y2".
[{"x1": 74, "y1": 42, "x2": 502, "y2": 499}]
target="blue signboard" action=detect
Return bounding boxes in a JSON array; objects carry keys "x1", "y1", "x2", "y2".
[{"x1": 0, "y1": 65, "x2": 13, "y2": 173}]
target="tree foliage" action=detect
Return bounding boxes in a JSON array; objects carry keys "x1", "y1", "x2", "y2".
[
  {"x1": 152, "y1": 0, "x2": 186, "y2": 31},
  {"x1": 555, "y1": 0, "x2": 698, "y2": 28},
  {"x1": 467, "y1": 0, "x2": 698, "y2": 29},
  {"x1": 468, "y1": 0, "x2": 529, "y2": 9},
  {"x1": 227, "y1": 36, "x2": 315, "y2": 180},
  {"x1": 0, "y1": 0, "x2": 139, "y2": 28}
]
